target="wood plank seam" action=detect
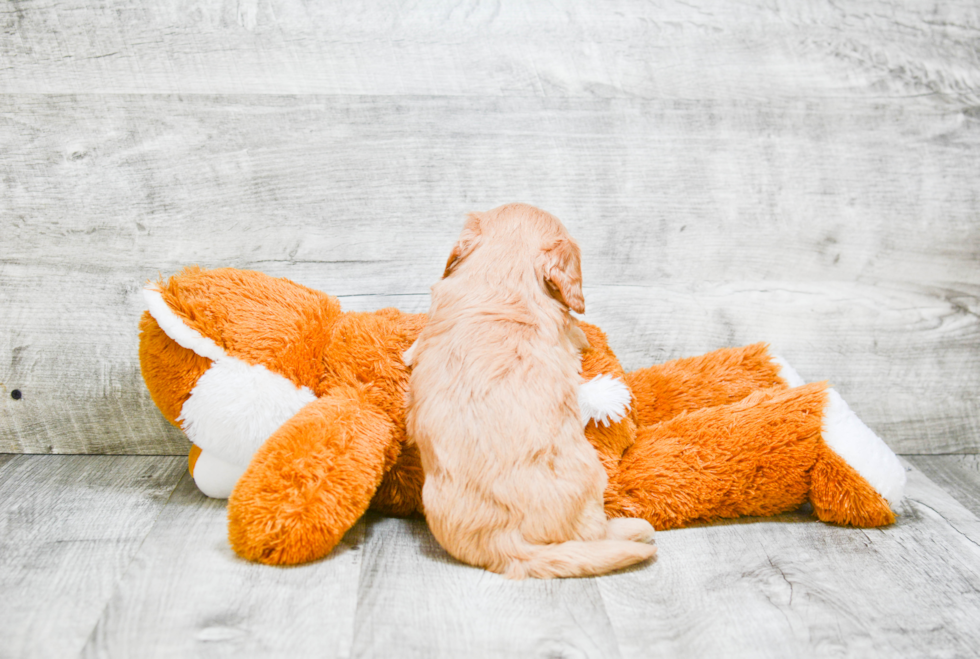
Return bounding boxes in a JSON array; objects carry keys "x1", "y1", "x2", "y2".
[{"x1": 74, "y1": 470, "x2": 190, "y2": 656}]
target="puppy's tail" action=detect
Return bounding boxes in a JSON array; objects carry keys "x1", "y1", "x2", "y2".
[{"x1": 504, "y1": 539, "x2": 656, "y2": 580}]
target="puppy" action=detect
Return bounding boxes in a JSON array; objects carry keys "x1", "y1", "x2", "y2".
[{"x1": 405, "y1": 203, "x2": 656, "y2": 579}]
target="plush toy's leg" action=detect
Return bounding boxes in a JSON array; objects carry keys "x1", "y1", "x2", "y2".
[
  {"x1": 609, "y1": 383, "x2": 829, "y2": 528},
  {"x1": 609, "y1": 382, "x2": 903, "y2": 529},
  {"x1": 227, "y1": 386, "x2": 396, "y2": 566},
  {"x1": 624, "y1": 343, "x2": 790, "y2": 427}
]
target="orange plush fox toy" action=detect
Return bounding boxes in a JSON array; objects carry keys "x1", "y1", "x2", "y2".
[{"x1": 139, "y1": 266, "x2": 906, "y2": 566}]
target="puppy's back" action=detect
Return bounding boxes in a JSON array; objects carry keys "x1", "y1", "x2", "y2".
[{"x1": 407, "y1": 204, "x2": 655, "y2": 578}]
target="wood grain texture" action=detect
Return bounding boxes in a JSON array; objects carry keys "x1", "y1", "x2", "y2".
[
  {"x1": 0, "y1": 0, "x2": 977, "y2": 101},
  {"x1": 597, "y1": 459, "x2": 980, "y2": 659},
  {"x1": 2, "y1": 454, "x2": 979, "y2": 657},
  {"x1": 0, "y1": 455, "x2": 185, "y2": 659},
  {"x1": 350, "y1": 513, "x2": 622, "y2": 659},
  {"x1": 906, "y1": 455, "x2": 980, "y2": 519},
  {"x1": 80, "y1": 473, "x2": 365, "y2": 659},
  {"x1": 1, "y1": 91, "x2": 977, "y2": 453}
]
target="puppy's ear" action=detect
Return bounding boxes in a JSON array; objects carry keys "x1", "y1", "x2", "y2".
[
  {"x1": 443, "y1": 212, "x2": 482, "y2": 278},
  {"x1": 543, "y1": 238, "x2": 585, "y2": 314}
]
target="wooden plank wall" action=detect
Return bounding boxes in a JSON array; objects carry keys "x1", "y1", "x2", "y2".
[{"x1": 1, "y1": 0, "x2": 978, "y2": 455}]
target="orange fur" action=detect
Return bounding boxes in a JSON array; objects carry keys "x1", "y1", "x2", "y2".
[
  {"x1": 228, "y1": 385, "x2": 394, "y2": 565},
  {"x1": 370, "y1": 441, "x2": 425, "y2": 517},
  {"x1": 188, "y1": 444, "x2": 202, "y2": 476},
  {"x1": 406, "y1": 204, "x2": 655, "y2": 579},
  {"x1": 625, "y1": 343, "x2": 787, "y2": 427},
  {"x1": 156, "y1": 266, "x2": 341, "y2": 391}
]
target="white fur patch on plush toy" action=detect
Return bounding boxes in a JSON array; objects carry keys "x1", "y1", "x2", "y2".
[
  {"x1": 402, "y1": 339, "x2": 418, "y2": 368},
  {"x1": 178, "y1": 358, "x2": 317, "y2": 468},
  {"x1": 579, "y1": 375, "x2": 632, "y2": 427},
  {"x1": 822, "y1": 388, "x2": 907, "y2": 509}
]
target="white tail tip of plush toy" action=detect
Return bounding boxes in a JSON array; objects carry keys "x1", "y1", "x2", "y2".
[
  {"x1": 579, "y1": 374, "x2": 632, "y2": 428},
  {"x1": 771, "y1": 353, "x2": 806, "y2": 388},
  {"x1": 822, "y1": 388, "x2": 907, "y2": 509}
]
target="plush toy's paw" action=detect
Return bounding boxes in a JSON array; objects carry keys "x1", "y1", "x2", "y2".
[
  {"x1": 808, "y1": 388, "x2": 906, "y2": 527},
  {"x1": 192, "y1": 449, "x2": 247, "y2": 499},
  {"x1": 228, "y1": 389, "x2": 395, "y2": 565},
  {"x1": 579, "y1": 374, "x2": 632, "y2": 427},
  {"x1": 820, "y1": 388, "x2": 907, "y2": 510},
  {"x1": 758, "y1": 356, "x2": 905, "y2": 522}
]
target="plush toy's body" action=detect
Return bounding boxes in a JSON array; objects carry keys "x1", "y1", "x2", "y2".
[{"x1": 140, "y1": 267, "x2": 906, "y2": 566}]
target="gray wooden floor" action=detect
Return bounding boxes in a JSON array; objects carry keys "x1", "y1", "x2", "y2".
[{"x1": 1, "y1": 454, "x2": 978, "y2": 659}]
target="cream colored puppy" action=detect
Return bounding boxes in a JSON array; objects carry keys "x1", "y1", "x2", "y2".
[{"x1": 406, "y1": 203, "x2": 656, "y2": 579}]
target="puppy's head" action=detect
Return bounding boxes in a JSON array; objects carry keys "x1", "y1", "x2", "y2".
[
  {"x1": 443, "y1": 212, "x2": 482, "y2": 279},
  {"x1": 443, "y1": 203, "x2": 585, "y2": 314}
]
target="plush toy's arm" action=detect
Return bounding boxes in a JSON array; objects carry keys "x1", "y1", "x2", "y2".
[
  {"x1": 227, "y1": 385, "x2": 397, "y2": 566},
  {"x1": 578, "y1": 374, "x2": 631, "y2": 427},
  {"x1": 624, "y1": 343, "x2": 790, "y2": 428}
]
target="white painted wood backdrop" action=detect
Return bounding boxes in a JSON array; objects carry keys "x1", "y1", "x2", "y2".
[{"x1": 1, "y1": 0, "x2": 978, "y2": 454}]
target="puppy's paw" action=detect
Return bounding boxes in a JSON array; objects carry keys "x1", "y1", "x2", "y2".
[{"x1": 606, "y1": 517, "x2": 656, "y2": 544}]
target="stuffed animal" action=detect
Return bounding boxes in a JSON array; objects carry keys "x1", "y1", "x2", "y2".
[{"x1": 139, "y1": 266, "x2": 906, "y2": 565}]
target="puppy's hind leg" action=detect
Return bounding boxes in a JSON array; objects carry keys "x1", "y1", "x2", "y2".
[{"x1": 606, "y1": 517, "x2": 656, "y2": 544}]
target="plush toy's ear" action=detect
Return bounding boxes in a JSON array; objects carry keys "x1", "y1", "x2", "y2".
[
  {"x1": 443, "y1": 212, "x2": 483, "y2": 278},
  {"x1": 543, "y1": 238, "x2": 585, "y2": 314}
]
